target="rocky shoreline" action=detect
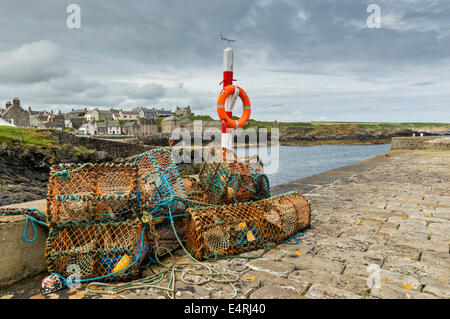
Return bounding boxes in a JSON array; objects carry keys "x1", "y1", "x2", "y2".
[
  {"x1": 143, "y1": 127, "x2": 445, "y2": 147},
  {"x1": 0, "y1": 126, "x2": 446, "y2": 207},
  {"x1": 0, "y1": 141, "x2": 113, "y2": 206}
]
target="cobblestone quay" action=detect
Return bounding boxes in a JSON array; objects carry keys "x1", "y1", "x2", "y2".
[{"x1": 2, "y1": 149, "x2": 449, "y2": 299}]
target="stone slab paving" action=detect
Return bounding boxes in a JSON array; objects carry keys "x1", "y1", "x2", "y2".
[
  {"x1": 135, "y1": 150, "x2": 448, "y2": 299},
  {"x1": 1, "y1": 150, "x2": 448, "y2": 299}
]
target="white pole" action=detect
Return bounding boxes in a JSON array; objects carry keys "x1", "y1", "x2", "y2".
[{"x1": 221, "y1": 47, "x2": 235, "y2": 151}]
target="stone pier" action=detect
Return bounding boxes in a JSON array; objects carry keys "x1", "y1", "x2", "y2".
[
  {"x1": 0, "y1": 200, "x2": 47, "y2": 288},
  {"x1": 1, "y1": 148, "x2": 449, "y2": 299}
]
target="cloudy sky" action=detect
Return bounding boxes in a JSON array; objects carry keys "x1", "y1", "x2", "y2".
[{"x1": 0, "y1": 0, "x2": 449, "y2": 122}]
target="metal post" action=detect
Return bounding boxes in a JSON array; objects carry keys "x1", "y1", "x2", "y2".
[{"x1": 220, "y1": 33, "x2": 236, "y2": 151}]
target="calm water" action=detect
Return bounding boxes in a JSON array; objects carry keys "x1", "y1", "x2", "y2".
[{"x1": 235, "y1": 144, "x2": 391, "y2": 186}]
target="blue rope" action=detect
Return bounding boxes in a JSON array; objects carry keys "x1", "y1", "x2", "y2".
[
  {"x1": 21, "y1": 209, "x2": 48, "y2": 243},
  {"x1": 24, "y1": 215, "x2": 39, "y2": 243},
  {"x1": 285, "y1": 232, "x2": 305, "y2": 245}
]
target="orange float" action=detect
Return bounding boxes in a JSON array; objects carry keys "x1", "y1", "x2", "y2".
[{"x1": 216, "y1": 85, "x2": 251, "y2": 129}]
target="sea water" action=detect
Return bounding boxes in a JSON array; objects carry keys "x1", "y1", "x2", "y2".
[{"x1": 235, "y1": 144, "x2": 391, "y2": 186}]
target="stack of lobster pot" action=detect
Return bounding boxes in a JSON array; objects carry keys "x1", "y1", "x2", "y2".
[
  {"x1": 182, "y1": 148, "x2": 311, "y2": 260},
  {"x1": 186, "y1": 148, "x2": 270, "y2": 207},
  {"x1": 132, "y1": 149, "x2": 188, "y2": 257},
  {"x1": 45, "y1": 162, "x2": 148, "y2": 282}
]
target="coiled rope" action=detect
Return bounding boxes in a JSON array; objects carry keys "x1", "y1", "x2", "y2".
[
  {"x1": 85, "y1": 206, "x2": 241, "y2": 299},
  {"x1": 0, "y1": 208, "x2": 48, "y2": 242}
]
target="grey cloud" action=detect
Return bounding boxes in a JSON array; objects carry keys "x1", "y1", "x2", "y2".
[
  {"x1": 0, "y1": 40, "x2": 68, "y2": 83},
  {"x1": 0, "y1": 0, "x2": 449, "y2": 122},
  {"x1": 123, "y1": 83, "x2": 166, "y2": 100},
  {"x1": 412, "y1": 81, "x2": 435, "y2": 86}
]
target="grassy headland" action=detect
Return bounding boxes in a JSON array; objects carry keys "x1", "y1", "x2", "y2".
[
  {"x1": 0, "y1": 126, "x2": 55, "y2": 148},
  {"x1": 184, "y1": 119, "x2": 450, "y2": 145},
  {"x1": 0, "y1": 126, "x2": 93, "y2": 156}
]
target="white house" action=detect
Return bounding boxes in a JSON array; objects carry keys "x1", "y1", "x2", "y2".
[
  {"x1": 0, "y1": 117, "x2": 15, "y2": 127},
  {"x1": 107, "y1": 122, "x2": 121, "y2": 135},
  {"x1": 77, "y1": 122, "x2": 96, "y2": 135}
]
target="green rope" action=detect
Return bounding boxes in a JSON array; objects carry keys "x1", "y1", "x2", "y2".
[
  {"x1": 51, "y1": 163, "x2": 93, "y2": 180},
  {"x1": 0, "y1": 208, "x2": 48, "y2": 242},
  {"x1": 85, "y1": 206, "x2": 240, "y2": 299}
]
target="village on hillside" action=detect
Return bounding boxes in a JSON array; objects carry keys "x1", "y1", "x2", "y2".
[{"x1": 0, "y1": 97, "x2": 217, "y2": 137}]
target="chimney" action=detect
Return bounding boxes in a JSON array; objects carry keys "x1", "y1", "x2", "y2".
[
  {"x1": 13, "y1": 97, "x2": 20, "y2": 107},
  {"x1": 5, "y1": 101, "x2": 12, "y2": 108},
  {"x1": 28, "y1": 106, "x2": 32, "y2": 114}
]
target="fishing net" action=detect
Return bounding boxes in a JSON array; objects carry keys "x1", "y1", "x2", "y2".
[
  {"x1": 238, "y1": 154, "x2": 264, "y2": 175},
  {"x1": 133, "y1": 149, "x2": 187, "y2": 222},
  {"x1": 198, "y1": 149, "x2": 270, "y2": 205},
  {"x1": 45, "y1": 219, "x2": 147, "y2": 282},
  {"x1": 47, "y1": 163, "x2": 138, "y2": 223},
  {"x1": 146, "y1": 218, "x2": 186, "y2": 258},
  {"x1": 38, "y1": 146, "x2": 309, "y2": 293},
  {"x1": 43, "y1": 149, "x2": 190, "y2": 286},
  {"x1": 181, "y1": 176, "x2": 217, "y2": 210},
  {"x1": 184, "y1": 191, "x2": 311, "y2": 260}
]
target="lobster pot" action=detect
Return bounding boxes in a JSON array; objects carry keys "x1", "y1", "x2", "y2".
[
  {"x1": 146, "y1": 218, "x2": 186, "y2": 259},
  {"x1": 184, "y1": 192, "x2": 311, "y2": 260},
  {"x1": 45, "y1": 219, "x2": 147, "y2": 282},
  {"x1": 91, "y1": 195, "x2": 140, "y2": 221},
  {"x1": 198, "y1": 150, "x2": 270, "y2": 205},
  {"x1": 47, "y1": 197, "x2": 93, "y2": 223},
  {"x1": 134, "y1": 149, "x2": 187, "y2": 220},
  {"x1": 238, "y1": 154, "x2": 264, "y2": 174},
  {"x1": 47, "y1": 163, "x2": 138, "y2": 223},
  {"x1": 47, "y1": 195, "x2": 140, "y2": 224},
  {"x1": 181, "y1": 177, "x2": 217, "y2": 210},
  {"x1": 48, "y1": 163, "x2": 97, "y2": 197},
  {"x1": 95, "y1": 164, "x2": 138, "y2": 196},
  {"x1": 199, "y1": 162, "x2": 255, "y2": 204}
]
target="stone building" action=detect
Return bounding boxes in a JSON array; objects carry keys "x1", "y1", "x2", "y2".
[
  {"x1": 66, "y1": 108, "x2": 88, "y2": 120},
  {"x1": 122, "y1": 122, "x2": 140, "y2": 136},
  {"x1": 86, "y1": 108, "x2": 115, "y2": 122},
  {"x1": 27, "y1": 106, "x2": 40, "y2": 116},
  {"x1": 0, "y1": 98, "x2": 30, "y2": 127},
  {"x1": 113, "y1": 109, "x2": 140, "y2": 121},
  {"x1": 174, "y1": 105, "x2": 193, "y2": 118},
  {"x1": 95, "y1": 120, "x2": 121, "y2": 135},
  {"x1": 46, "y1": 111, "x2": 66, "y2": 130},
  {"x1": 65, "y1": 118, "x2": 84, "y2": 130},
  {"x1": 138, "y1": 117, "x2": 158, "y2": 136},
  {"x1": 134, "y1": 107, "x2": 172, "y2": 118},
  {"x1": 29, "y1": 110, "x2": 65, "y2": 130},
  {"x1": 161, "y1": 116, "x2": 179, "y2": 134},
  {"x1": 94, "y1": 121, "x2": 107, "y2": 135},
  {"x1": 29, "y1": 110, "x2": 50, "y2": 128}
]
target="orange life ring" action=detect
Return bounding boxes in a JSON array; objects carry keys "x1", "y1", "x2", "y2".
[{"x1": 216, "y1": 85, "x2": 251, "y2": 129}]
